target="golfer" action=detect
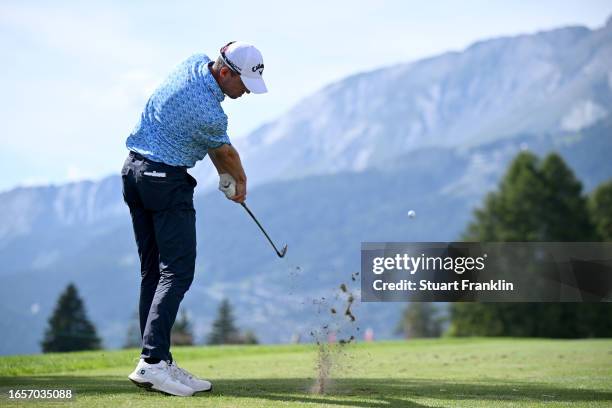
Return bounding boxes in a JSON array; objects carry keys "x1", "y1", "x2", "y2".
[{"x1": 120, "y1": 41, "x2": 267, "y2": 396}]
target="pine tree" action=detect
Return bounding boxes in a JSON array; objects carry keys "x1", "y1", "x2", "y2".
[
  {"x1": 41, "y1": 283, "x2": 101, "y2": 352},
  {"x1": 589, "y1": 180, "x2": 612, "y2": 241},
  {"x1": 539, "y1": 153, "x2": 596, "y2": 241},
  {"x1": 464, "y1": 152, "x2": 548, "y2": 241},
  {"x1": 207, "y1": 299, "x2": 240, "y2": 345},
  {"x1": 172, "y1": 309, "x2": 194, "y2": 346},
  {"x1": 452, "y1": 152, "x2": 611, "y2": 338}
]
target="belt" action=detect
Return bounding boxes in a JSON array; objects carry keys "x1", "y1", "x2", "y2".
[
  {"x1": 128, "y1": 150, "x2": 147, "y2": 161},
  {"x1": 128, "y1": 151, "x2": 188, "y2": 170}
]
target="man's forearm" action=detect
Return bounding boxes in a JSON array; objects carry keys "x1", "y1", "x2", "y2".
[
  {"x1": 208, "y1": 150, "x2": 227, "y2": 175},
  {"x1": 208, "y1": 144, "x2": 247, "y2": 183}
]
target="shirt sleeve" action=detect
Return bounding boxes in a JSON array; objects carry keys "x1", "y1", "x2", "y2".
[
  {"x1": 202, "y1": 130, "x2": 231, "y2": 149},
  {"x1": 195, "y1": 110, "x2": 232, "y2": 149}
]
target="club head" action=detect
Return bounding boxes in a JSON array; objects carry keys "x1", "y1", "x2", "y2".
[{"x1": 277, "y1": 244, "x2": 288, "y2": 258}]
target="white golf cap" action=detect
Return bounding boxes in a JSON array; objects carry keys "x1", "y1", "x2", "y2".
[{"x1": 220, "y1": 41, "x2": 267, "y2": 94}]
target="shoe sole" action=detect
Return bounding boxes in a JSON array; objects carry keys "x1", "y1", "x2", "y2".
[
  {"x1": 128, "y1": 378, "x2": 193, "y2": 397},
  {"x1": 193, "y1": 384, "x2": 213, "y2": 394}
]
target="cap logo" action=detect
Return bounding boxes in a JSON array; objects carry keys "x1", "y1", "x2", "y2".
[{"x1": 252, "y1": 63, "x2": 264, "y2": 75}]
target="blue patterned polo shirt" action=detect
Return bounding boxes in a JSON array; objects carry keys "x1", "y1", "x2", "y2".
[{"x1": 125, "y1": 54, "x2": 230, "y2": 167}]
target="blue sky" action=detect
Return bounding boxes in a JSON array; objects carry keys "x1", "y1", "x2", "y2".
[{"x1": 0, "y1": 0, "x2": 610, "y2": 192}]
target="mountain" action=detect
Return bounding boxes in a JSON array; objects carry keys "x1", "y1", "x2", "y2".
[
  {"x1": 196, "y1": 18, "x2": 612, "y2": 187},
  {"x1": 1, "y1": 18, "x2": 612, "y2": 355},
  {"x1": 0, "y1": 177, "x2": 125, "y2": 277}
]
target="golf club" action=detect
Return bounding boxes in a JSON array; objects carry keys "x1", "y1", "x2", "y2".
[{"x1": 240, "y1": 202, "x2": 288, "y2": 258}]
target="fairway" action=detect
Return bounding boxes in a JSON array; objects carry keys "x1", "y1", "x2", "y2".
[{"x1": 1, "y1": 338, "x2": 611, "y2": 407}]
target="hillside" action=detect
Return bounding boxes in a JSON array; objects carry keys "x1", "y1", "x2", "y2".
[{"x1": 0, "y1": 18, "x2": 611, "y2": 354}]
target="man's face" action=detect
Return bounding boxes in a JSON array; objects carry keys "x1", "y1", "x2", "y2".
[{"x1": 219, "y1": 66, "x2": 250, "y2": 99}]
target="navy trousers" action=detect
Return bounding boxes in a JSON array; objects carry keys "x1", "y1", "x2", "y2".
[{"x1": 121, "y1": 151, "x2": 197, "y2": 361}]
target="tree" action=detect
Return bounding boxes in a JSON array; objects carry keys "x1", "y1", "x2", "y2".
[
  {"x1": 451, "y1": 152, "x2": 612, "y2": 338},
  {"x1": 589, "y1": 180, "x2": 612, "y2": 241},
  {"x1": 41, "y1": 283, "x2": 101, "y2": 352},
  {"x1": 172, "y1": 309, "x2": 194, "y2": 346},
  {"x1": 539, "y1": 153, "x2": 596, "y2": 241},
  {"x1": 396, "y1": 303, "x2": 444, "y2": 338},
  {"x1": 206, "y1": 299, "x2": 259, "y2": 345},
  {"x1": 242, "y1": 330, "x2": 259, "y2": 345},
  {"x1": 207, "y1": 299, "x2": 240, "y2": 345},
  {"x1": 464, "y1": 152, "x2": 548, "y2": 241},
  {"x1": 463, "y1": 152, "x2": 595, "y2": 242}
]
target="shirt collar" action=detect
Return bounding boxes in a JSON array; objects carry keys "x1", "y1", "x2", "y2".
[{"x1": 205, "y1": 61, "x2": 225, "y2": 103}]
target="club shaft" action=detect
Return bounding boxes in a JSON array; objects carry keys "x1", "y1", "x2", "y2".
[{"x1": 240, "y1": 202, "x2": 284, "y2": 256}]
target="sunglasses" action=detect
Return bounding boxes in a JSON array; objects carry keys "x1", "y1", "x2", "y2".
[{"x1": 220, "y1": 41, "x2": 242, "y2": 75}]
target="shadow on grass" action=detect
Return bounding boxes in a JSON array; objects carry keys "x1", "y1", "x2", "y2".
[{"x1": 0, "y1": 376, "x2": 610, "y2": 407}]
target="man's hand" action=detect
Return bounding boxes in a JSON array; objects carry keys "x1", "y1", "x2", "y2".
[
  {"x1": 209, "y1": 144, "x2": 247, "y2": 203},
  {"x1": 218, "y1": 173, "x2": 246, "y2": 203},
  {"x1": 218, "y1": 173, "x2": 245, "y2": 202},
  {"x1": 218, "y1": 173, "x2": 235, "y2": 197},
  {"x1": 232, "y1": 180, "x2": 246, "y2": 203}
]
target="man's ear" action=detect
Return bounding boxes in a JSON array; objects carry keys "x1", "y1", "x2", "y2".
[{"x1": 219, "y1": 66, "x2": 233, "y2": 79}]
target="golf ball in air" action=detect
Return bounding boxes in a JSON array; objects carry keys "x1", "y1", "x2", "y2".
[
  {"x1": 30, "y1": 303, "x2": 40, "y2": 315},
  {"x1": 408, "y1": 210, "x2": 416, "y2": 218}
]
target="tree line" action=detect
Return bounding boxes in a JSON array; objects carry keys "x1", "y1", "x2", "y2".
[
  {"x1": 42, "y1": 151, "x2": 612, "y2": 352},
  {"x1": 397, "y1": 151, "x2": 612, "y2": 339},
  {"x1": 42, "y1": 287, "x2": 256, "y2": 353}
]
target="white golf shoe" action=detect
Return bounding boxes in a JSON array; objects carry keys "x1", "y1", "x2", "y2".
[
  {"x1": 168, "y1": 360, "x2": 213, "y2": 393},
  {"x1": 128, "y1": 359, "x2": 194, "y2": 397}
]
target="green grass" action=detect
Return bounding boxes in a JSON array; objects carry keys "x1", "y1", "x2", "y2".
[{"x1": 0, "y1": 338, "x2": 611, "y2": 407}]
